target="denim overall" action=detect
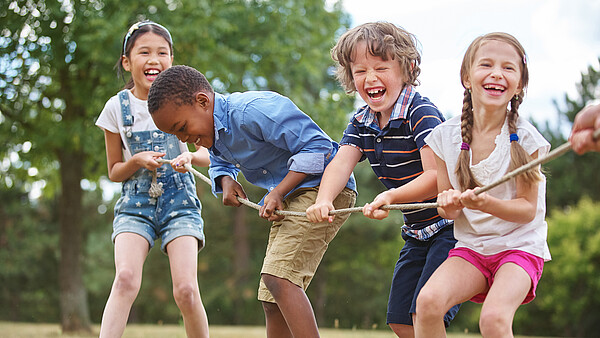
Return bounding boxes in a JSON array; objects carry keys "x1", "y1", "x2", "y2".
[{"x1": 112, "y1": 90, "x2": 205, "y2": 252}]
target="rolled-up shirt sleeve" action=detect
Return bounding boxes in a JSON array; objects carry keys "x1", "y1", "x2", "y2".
[
  {"x1": 208, "y1": 154, "x2": 240, "y2": 196},
  {"x1": 242, "y1": 93, "x2": 335, "y2": 175},
  {"x1": 287, "y1": 152, "x2": 325, "y2": 175}
]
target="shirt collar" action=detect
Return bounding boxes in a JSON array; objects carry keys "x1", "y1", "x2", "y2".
[
  {"x1": 355, "y1": 85, "x2": 415, "y2": 126},
  {"x1": 213, "y1": 93, "x2": 228, "y2": 142}
]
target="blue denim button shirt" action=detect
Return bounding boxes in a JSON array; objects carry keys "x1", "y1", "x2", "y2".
[{"x1": 208, "y1": 91, "x2": 356, "y2": 203}]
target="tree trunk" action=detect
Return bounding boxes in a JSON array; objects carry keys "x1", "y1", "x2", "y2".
[
  {"x1": 232, "y1": 206, "x2": 250, "y2": 324},
  {"x1": 58, "y1": 151, "x2": 92, "y2": 333}
]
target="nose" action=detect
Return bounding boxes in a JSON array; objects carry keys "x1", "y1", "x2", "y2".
[
  {"x1": 490, "y1": 66, "x2": 503, "y2": 79},
  {"x1": 365, "y1": 69, "x2": 377, "y2": 82},
  {"x1": 148, "y1": 52, "x2": 160, "y2": 64}
]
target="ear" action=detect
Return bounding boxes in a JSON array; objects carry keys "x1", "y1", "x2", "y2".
[
  {"x1": 195, "y1": 91, "x2": 210, "y2": 108},
  {"x1": 463, "y1": 76, "x2": 471, "y2": 90},
  {"x1": 122, "y1": 55, "x2": 131, "y2": 72},
  {"x1": 516, "y1": 82, "x2": 523, "y2": 96}
]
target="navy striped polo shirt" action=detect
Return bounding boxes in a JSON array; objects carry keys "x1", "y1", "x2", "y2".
[{"x1": 340, "y1": 86, "x2": 448, "y2": 236}]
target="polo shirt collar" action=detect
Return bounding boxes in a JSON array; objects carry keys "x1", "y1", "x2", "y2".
[{"x1": 355, "y1": 85, "x2": 415, "y2": 126}]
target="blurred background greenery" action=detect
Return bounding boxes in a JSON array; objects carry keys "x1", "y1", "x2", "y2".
[{"x1": 1, "y1": 0, "x2": 599, "y2": 336}]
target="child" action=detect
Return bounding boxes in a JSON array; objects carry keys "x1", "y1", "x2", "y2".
[
  {"x1": 95, "y1": 21, "x2": 210, "y2": 338},
  {"x1": 305, "y1": 22, "x2": 460, "y2": 337},
  {"x1": 147, "y1": 65, "x2": 357, "y2": 338},
  {"x1": 415, "y1": 32, "x2": 551, "y2": 337},
  {"x1": 570, "y1": 104, "x2": 600, "y2": 154}
]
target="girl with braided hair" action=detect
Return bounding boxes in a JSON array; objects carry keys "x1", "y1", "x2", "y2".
[{"x1": 414, "y1": 32, "x2": 551, "y2": 337}]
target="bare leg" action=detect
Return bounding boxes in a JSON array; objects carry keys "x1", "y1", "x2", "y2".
[
  {"x1": 99, "y1": 233, "x2": 149, "y2": 338},
  {"x1": 390, "y1": 322, "x2": 414, "y2": 337},
  {"x1": 167, "y1": 236, "x2": 209, "y2": 338},
  {"x1": 391, "y1": 311, "x2": 422, "y2": 337},
  {"x1": 415, "y1": 257, "x2": 488, "y2": 338},
  {"x1": 262, "y1": 274, "x2": 320, "y2": 338},
  {"x1": 478, "y1": 263, "x2": 530, "y2": 338},
  {"x1": 262, "y1": 301, "x2": 293, "y2": 338}
]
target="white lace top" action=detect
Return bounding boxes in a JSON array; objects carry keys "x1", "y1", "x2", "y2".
[{"x1": 425, "y1": 115, "x2": 552, "y2": 261}]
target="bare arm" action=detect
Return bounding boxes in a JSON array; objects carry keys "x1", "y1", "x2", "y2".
[
  {"x1": 190, "y1": 146, "x2": 211, "y2": 167},
  {"x1": 459, "y1": 151, "x2": 540, "y2": 223},
  {"x1": 305, "y1": 145, "x2": 362, "y2": 223},
  {"x1": 103, "y1": 130, "x2": 164, "y2": 182},
  {"x1": 363, "y1": 145, "x2": 439, "y2": 220},
  {"x1": 433, "y1": 152, "x2": 464, "y2": 220},
  {"x1": 170, "y1": 146, "x2": 211, "y2": 173}
]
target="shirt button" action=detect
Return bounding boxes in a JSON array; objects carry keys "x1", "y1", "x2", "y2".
[
  {"x1": 235, "y1": 164, "x2": 241, "y2": 168},
  {"x1": 262, "y1": 170, "x2": 268, "y2": 174},
  {"x1": 154, "y1": 146, "x2": 160, "y2": 151},
  {"x1": 269, "y1": 187, "x2": 274, "y2": 191},
  {"x1": 376, "y1": 138, "x2": 382, "y2": 143},
  {"x1": 153, "y1": 132, "x2": 159, "y2": 138}
]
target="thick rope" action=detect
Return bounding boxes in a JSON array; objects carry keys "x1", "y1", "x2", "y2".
[{"x1": 158, "y1": 127, "x2": 599, "y2": 218}]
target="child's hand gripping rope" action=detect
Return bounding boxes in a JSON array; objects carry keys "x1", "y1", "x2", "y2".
[{"x1": 158, "y1": 127, "x2": 599, "y2": 219}]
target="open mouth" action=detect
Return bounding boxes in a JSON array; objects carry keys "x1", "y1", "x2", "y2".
[
  {"x1": 367, "y1": 88, "x2": 386, "y2": 100},
  {"x1": 483, "y1": 84, "x2": 506, "y2": 94},
  {"x1": 144, "y1": 69, "x2": 160, "y2": 80}
]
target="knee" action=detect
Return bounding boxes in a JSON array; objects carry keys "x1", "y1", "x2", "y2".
[
  {"x1": 261, "y1": 300, "x2": 280, "y2": 316},
  {"x1": 479, "y1": 307, "x2": 511, "y2": 337},
  {"x1": 261, "y1": 274, "x2": 285, "y2": 298},
  {"x1": 415, "y1": 287, "x2": 445, "y2": 321},
  {"x1": 173, "y1": 282, "x2": 200, "y2": 311},
  {"x1": 113, "y1": 269, "x2": 141, "y2": 298}
]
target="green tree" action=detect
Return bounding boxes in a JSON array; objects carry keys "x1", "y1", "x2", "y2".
[
  {"x1": 514, "y1": 198, "x2": 600, "y2": 337},
  {"x1": 540, "y1": 58, "x2": 600, "y2": 209},
  {"x1": 1, "y1": 0, "x2": 120, "y2": 331},
  {"x1": 1, "y1": 0, "x2": 353, "y2": 331},
  {"x1": 0, "y1": 183, "x2": 60, "y2": 323}
]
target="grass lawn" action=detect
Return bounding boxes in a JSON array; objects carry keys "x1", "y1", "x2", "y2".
[
  {"x1": 0, "y1": 322, "x2": 561, "y2": 337},
  {"x1": 0, "y1": 322, "x2": 443, "y2": 338}
]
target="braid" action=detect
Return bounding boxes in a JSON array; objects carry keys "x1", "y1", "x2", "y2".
[
  {"x1": 455, "y1": 89, "x2": 481, "y2": 191},
  {"x1": 508, "y1": 95, "x2": 542, "y2": 185}
]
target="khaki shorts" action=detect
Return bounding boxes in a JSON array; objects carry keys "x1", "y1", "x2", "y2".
[{"x1": 258, "y1": 187, "x2": 356, "y2": 303}]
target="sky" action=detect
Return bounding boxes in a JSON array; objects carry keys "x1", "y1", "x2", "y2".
[{"x1": 337, "y1": 0, "x2": 600, "y2": 126}]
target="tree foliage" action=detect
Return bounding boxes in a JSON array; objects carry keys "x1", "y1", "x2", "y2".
[
  {"x1": 4, "y1": 0, "x2": 599, "y2": 334},
  {"x1": 540, "y1": 58, "x2": 600, "y2": 209},
  {"x1": 514, "y1": 198, "x2": 600, "y2": 337},
  {"x1": 1, "y1": 0, "x2": 355, "y2": 331},
  {"x1": 0, "y1": 183, "x2": 59, "y2": 323}
]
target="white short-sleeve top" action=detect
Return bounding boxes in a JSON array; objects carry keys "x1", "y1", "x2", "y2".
[
  {"x1": 95, "y1": 89, "x2": 188, "y2": 160},
  {"x1": 425, "y1": 115, "x2": 552, "y2": 261}
]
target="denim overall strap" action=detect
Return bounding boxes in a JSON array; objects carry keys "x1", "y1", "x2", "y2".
[
  {"x1": 118, "y1": 90, "x2": 134, "y2": 138},
  {"x1": 118, "y1": 90, "x2": 164, "y2": 197}
]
